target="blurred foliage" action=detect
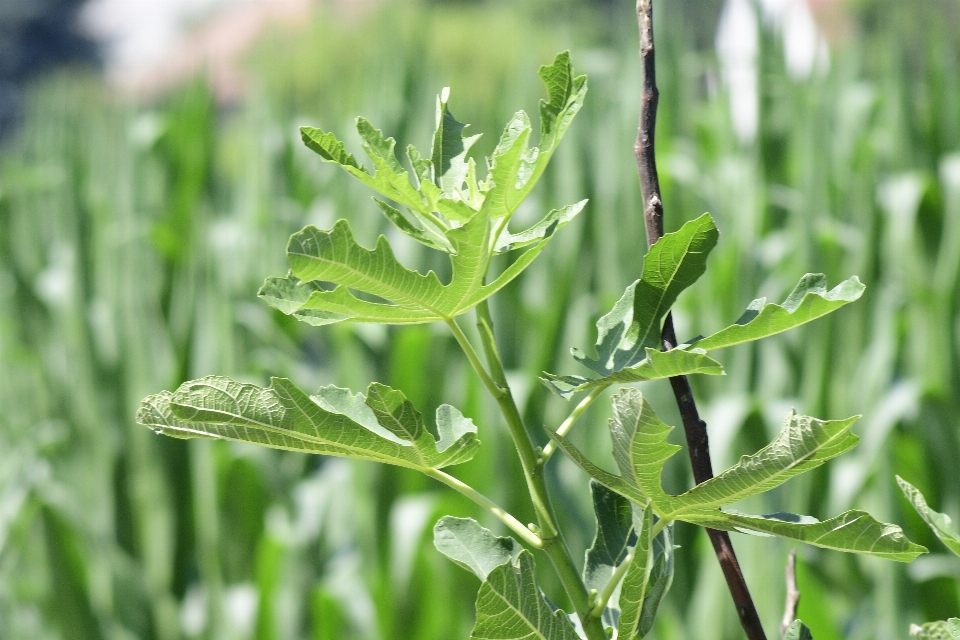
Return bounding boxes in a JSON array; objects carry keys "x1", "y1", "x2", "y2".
[{"x1": 1, "y1": 0, "x2": 959, "y2": 638}]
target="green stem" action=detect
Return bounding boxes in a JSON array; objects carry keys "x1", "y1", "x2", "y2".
[
  {"x1": 590, "y1": 550, "x2": 635, "y2": 618},
  {"x1": 424, "y1": 468, "x2": 543, "y2": 549},
  {"x1": 446, "y1": 318, "x2": 503, "y2": 399},
  {"x1": 650, "y1": 516, "x2": 669, "y2": 540},
  {"x1": 540, "y1": 384, "x2": 610, "y2": 462},
  {"x1": 462, "y1": 301, "x2": 608, "y2": 640}
]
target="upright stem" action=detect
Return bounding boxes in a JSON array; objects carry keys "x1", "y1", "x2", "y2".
[
  {"x1": 471, "y1": 301, "x2": 608, "y2": 640},
  {"x1": 634, "y1": 2, "x2": 768, "y2": 638}
]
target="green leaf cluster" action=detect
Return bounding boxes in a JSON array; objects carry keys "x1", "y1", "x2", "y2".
[
  {"x1": 542, "y1": 213, "x2": 865, "y2": 397},
  {"x1": 548, "y1": 388, "x2": 925, "y2": 562},
  {"x1": 261, "y1": 52, "x2": 587, "y2": 326}
]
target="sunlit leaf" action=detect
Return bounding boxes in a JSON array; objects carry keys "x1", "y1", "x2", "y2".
[
  {"x1": 494, "y1": 201, "x2": 587, "y2": 253},
  {"x1": 471, "y1": 551, "x2": 580, "y2": 640},
  {"x1": 783, "y1": 620, "x2": 814, "y2": 640},
  {"x1": 547, "y1": 389, "x2": 925, "y2": 562},
  {"x1": 257, "y1": 215, "x2": 488, "y2": 323},
  {"x1": 667, "y1": 411, "x2": 860, "y2": 514},
  {"x1": 432, "y1": 87, "x2": 483, "y2": 199},
  {"x1": 688, "y1": 273, "x2": 865, "y2": 352},
  {"x1": 541, "y1": 347, "x2": 723, "y2": 398},
  {"x1": 137, "y1": 376, "x2": 478, "y2": 469},
  {"x1": 911, "y1": 619, "x2": 960, "y2": 640},
  {"x1": 681, "y1": 510, "x2": 926, "y2": 562},
  {"x1": 433, "y1": 517, "x2": 523, "y2": 581},
  {"x1": 897, "y1": 476, "x2": 960, "y2": 557},
  {"x1": 572, "y1": 213, "x2": 718, "y2": 376},
  {"x1": 545, "y1": 388, "x2": 680, "y2": 507},
  {"x1": 616, "y1": 507, "x2": 652, "y2": 640}
]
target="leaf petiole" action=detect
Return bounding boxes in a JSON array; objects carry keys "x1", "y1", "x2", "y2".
[
  {"x1": 540, "y1": 383, "x2": 610, "y2": 463},
  {"x1": 446, "y1": 318, "x2": 504, "y2": 399},
  {"x1": 424, "y1": 468, "x2": 543, "y2": 549}
]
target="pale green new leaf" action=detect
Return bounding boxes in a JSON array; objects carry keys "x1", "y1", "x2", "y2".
[
  {"x1": 911, "y1": 619, "x2": 960, "y2": 640},
  {"x1": 680, "y1": 510, "x2": 927, "y2": 562},
  {"x1": 662, "y1": 411, "x2": 860, "y2": 517},
  {"x1": 433, "y1": 517, "x2": 523, "y2": 581},
  {"x1": 471, "y1": 550, "x2": 581, "y2": 640},
  {"x1": 783, "y1": 620, "x2": 814, "y2": 640},
  {"x1": 897, "y1": 476, "x2": 960, "y2": 557},
  {"x1": 617, "y1": 507, "x2": 652, "y2": 640},
  {"x1": 482, "y1": 52, "x2": 587, "y2": 221},
  {"x1": 541, "y1": 347, "x2": 724, "y2": 399},
  {"x1": 583, "y1": 481, "x2": 637, "y2": 598},
  {"x1": 545, "y1": 388, "x2": 679, "y2": 508},
  {"x1": 635, "y1": 539, "x2": 673, "y2": 639},
  {"x1": 432, "y1": 87, "x2": 482, "y2": 198},
  {"x1": 494, "y1": 201, "x2": 587, "y2": 253},
  {"x1": 300, "y1": 123, "x2": 426, "y2": 215},
  {"x1": 573, "y1": 213, "x2": 719, "y2": 376},
  {"x1": 137, "y1": 376, "x2": 479, "y2": 470},
  {"x1": 689, "y1": 273, "x2": 865, "y2": 352}
]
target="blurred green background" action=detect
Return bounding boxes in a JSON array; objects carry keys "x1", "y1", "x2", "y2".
[{"x1": 2, "y1": 0, "x2": 960, "y2": 638}]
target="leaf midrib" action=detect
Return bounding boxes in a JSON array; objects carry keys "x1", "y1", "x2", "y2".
[{"x1": 660, "y1": 422, "x2": 850, "y2": 519}]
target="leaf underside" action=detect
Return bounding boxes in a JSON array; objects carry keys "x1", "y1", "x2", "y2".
[
  {"x1": 471, "y1": 551, "x2": 581, "y2": 640},
  {"x1": 433, "y1": 516, "x2": 523, "y2": 581},
  {"x1": 547, "y1": 388, "x2": 926, "y2": 562},
  {"x1": 897, "y1": 475, "x2": 960, "y2": 557},
  {"x1": 137, "y1": 376, "x2": 478, "y2": 470}
]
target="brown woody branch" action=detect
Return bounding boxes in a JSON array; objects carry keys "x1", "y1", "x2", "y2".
[
  {"x1": 781, "y1": 548, "x2": 800, "y2": 635},
  {"x1": 633, "y1": 2, "x2": 768, "y2": 639}
]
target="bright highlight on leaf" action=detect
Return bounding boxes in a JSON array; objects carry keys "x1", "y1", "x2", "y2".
[
  {"x1": 433, "y1": 517, "x2": 523, "y2": 581},
  {"x1": 271, "y1": 52, "x2": 588, "y2": 327},
  {"x1": 547, "y1": 389, "x2": 926, "y2": 562},
  {"x1": 137, "y1": 376, "x2": 479, "y2": 470}
]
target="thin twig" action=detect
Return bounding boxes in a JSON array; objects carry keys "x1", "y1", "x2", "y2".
[
  {"x1": 781, "y1": 548, "x2": 800, "y2": 635},
  {"x1": 540, "y1": 383, "x2": 610, "y2": 462},
  {"x1": 424, "y1": 468, "x2": 543, "y2": 549},
  {"x1": 633, "y1": 2, "x2": 768, "y2": 638}
]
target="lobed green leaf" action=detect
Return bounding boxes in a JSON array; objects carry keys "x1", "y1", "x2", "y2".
[
  {"x1": 663, "y1": 411, "x2": 860, "y2": 516},
  {"x1": 471, "y1": 551, "x2": 581, "y2": 640},
  {"x1": 288, "y1": 52, "x2": 587, "y2": 324},
  {"x1": 541, "y1": 347, "x2": 724, "y2": 399},
  {"x1": 137, "y1": 376, "x2": 478, "y2": 470},
  {"x1": 433, "y1": 517, "x2": 523, "y2": 581},
  {"x1": 688, "y1": 273, "x2": 865, "y2": 352},
  {"x1": 573, "y1": 213, "x2": 719, "y2": 376},
  {"x1": 897, "y1": 476, "x2": 960, "y2": 557},
  {"x1": 680, "y1": 509, "x2": 926, "y2": 562},
  {"x1": 547, "y1": 389, "x2": 925, "y2": 562}
]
